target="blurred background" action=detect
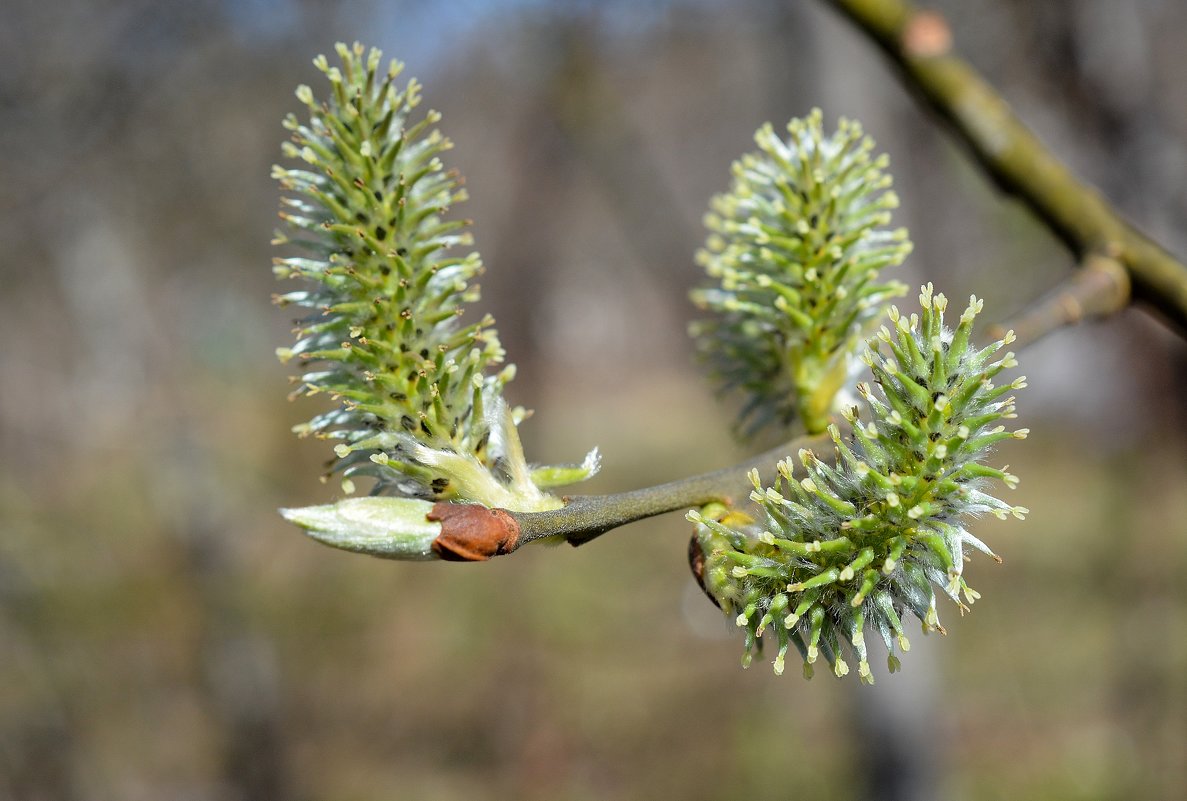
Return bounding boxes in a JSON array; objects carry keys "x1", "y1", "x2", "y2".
[{"x1": 3, "y1": 0, "x2": 1187, "y2": 799}]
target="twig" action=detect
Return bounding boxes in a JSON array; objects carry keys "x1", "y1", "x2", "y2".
[
  {"x1": 819, "y1": 0, "x2": 1187, "y2": 333},
  {"x1": 504, "y1": 291, "x2": 1066, "y2": 553},
  {"x1": 510, "y1": 429, "x2": 835, "y2": 549},
  {"x1": 986, "y1": 254, "x2": 1130, "y2": 349},
  {"x1": 434, "y1": 284, "x2": 1066, "y2": 558}
]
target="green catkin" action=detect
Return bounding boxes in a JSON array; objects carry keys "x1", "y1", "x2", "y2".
[
  {"x1": 274, "y1": 43, "x2": 596, "y2": 512},
  {"x1": 690, "y1": 110, "x2": 911, "y2": 437},
  {"x1": 689, "y1": 286, "x2": 1027, "y2": 682}
]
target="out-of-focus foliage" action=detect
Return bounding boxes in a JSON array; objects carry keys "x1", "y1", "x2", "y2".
[{"x1": 3, "y1": 1, "x2": 1187, "y2": 800}]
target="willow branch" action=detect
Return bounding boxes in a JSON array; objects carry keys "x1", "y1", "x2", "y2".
[
  {"x1": 820, "y1": 0, "x2": 1187, "y2": 333},
  {"x1": 510, "y1": 428, "x2": 835, "y2": 549},
  {"x1": 503, "y1": 294, "x2": 1064, "y2": 553}
]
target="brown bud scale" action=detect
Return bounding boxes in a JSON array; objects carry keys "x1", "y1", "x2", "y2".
[{"x1": 428, "y1": 503, "x2": 520, "y2": 561}]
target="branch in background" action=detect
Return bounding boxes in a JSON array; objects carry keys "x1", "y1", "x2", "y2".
[
  {"x1": 820, "y1": 0, "x2": 1187, "y2": 333},
  {"x1": 986, "y1": 255, "x2": 1130, "y2": 349}
]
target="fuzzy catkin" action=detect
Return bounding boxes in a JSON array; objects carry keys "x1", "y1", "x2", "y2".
[
  {"x1": 690, "y1": 286, "x2": 1027, "y2": 681},
  {"x1": 273, "y1": 43, "x2": 595, "y2": 510},
  {"x1": 691, "y1": 110, "x2": 911, "y2": 437}
]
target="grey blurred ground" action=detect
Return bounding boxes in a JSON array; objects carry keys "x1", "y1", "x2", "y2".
[{"x1": 2, "y1": 1, "x2": 1187, "y2": 799}]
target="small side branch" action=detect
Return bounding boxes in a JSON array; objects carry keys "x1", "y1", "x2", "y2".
[
  {"x1": 420, "y1": 297, "x2": 1060, "y2": 558},
  {"x1": 821, "y1": 0, "x2": 1187, "y2": 333},
  {"x1": 510, "y1": 429, "x2": 835, "y2": 549},
  {"x1": 987, "y1": 254, "x2": 1130, "y2": 349}
]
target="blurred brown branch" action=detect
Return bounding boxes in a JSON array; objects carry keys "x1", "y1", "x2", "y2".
[
  {"x1": 986, "y1": 254, "x2": 1130, "y2": 349},
  {"x1": 820, "y1": 0, "x2": 1187, "y2": 333}
]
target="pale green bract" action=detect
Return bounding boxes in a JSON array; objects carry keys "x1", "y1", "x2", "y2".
[{"x1": 282, "y1": 497, "x2": 441, "y2": 560}]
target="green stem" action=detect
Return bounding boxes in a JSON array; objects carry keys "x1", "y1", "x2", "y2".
[
  {"x1": 507, "y1": 294, "x2": 1075, "y2": 554},
  {"x1": 510, "y1": 429, "x2": 835, "y2": 549},
  {"x1": 821, "y1": 0, "x2": 1187, "y2": 333}
]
